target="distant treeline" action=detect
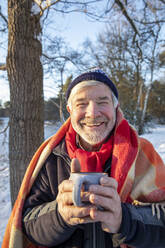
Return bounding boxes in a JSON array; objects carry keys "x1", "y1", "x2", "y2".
[
  {"x1": 0, "y1": 99, "x2": 69, "y2": 122},
  {"x1": 0, "y1": 107, "x2": 10, "y2": 117},
  {"x1": 1, "y1": 80, "x2": 165, "y2": 126}
]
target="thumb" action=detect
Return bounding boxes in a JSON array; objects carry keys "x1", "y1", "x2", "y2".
[{"x1": 71, "y1": 158, "x2": 81, "y2": 173}]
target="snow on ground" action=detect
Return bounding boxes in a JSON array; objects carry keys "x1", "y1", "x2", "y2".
[
  {"x1": 0, "y1": 122, "x2": 165, "y2": 246},
  {"x1": 0, "y1": 162, "x2": 11, "y2": 246}
]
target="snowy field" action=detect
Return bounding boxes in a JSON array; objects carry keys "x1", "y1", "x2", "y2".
[{"x1": 0, "y1": 119, "x2": 165, "y2": 246}]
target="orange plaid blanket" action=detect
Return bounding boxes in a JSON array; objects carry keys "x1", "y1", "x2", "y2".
[{"x1": 2, "y1": 109, "x2": 165, "y2": 248}]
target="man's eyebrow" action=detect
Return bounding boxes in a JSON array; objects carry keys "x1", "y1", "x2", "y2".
[
  {"x1": 74, "y1": 96, "x2": 111, "y2": 102},
  {"x1": 97, "y1": 96, "x2": 111, "y2": 101},
  {"x1": 74, "y1": 97, "x2": 86, "y2": 103}
]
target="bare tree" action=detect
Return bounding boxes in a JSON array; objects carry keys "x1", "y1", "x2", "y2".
[
  {"x1": 139, "y1": 25, "x2": 162, "y2": 133},
  {"x1": 7, "y1": 0, "x2": 44, "y2": 205}
]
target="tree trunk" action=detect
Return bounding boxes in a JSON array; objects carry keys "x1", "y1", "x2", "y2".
[
  {"x1": 59, "y1": 69, "x2": 65, "y2": 123},
  {"x1": 7, "y1": 0, "x2": 44, "y2": 206},
  {"x1": 136, "y1": 81, "x2": 143, "y2": 111},
  {"x1": 139, "y1": 84, "x2": 151, "y2": 132}
]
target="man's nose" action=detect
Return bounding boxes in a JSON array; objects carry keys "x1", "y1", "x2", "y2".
[{"x1": 86, "y1": 102, "x2": 100, "y2": 117}]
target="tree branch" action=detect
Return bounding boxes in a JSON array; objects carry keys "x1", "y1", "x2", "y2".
[
  {"x1": 42, "y1": 53, "x2": 78, "y2": 66},
  {"x1": 0, "y1": 6, "x2": 8, "y2": 25},
  {"x1": 42, "y1": 0, "x2": 61, "y2": 13},
  {"x1": 33, "y1": 0, "x2": 62, "y2": 16},
  {"x1": 33, "y1": 0, "x2": 104, "y2": 19},
  {"x1": 0, "y1": 122, "x2": 9, "y2": 134},
  {"x1": 135, "y1": 19, "x2": 165, "y2": 25},
  {"x1": 115, "y1": 0, "x2": 140, "y2": 37}
]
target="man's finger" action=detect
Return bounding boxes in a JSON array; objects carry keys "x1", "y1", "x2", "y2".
[
  {"x1": 89, "y1": 194, "x2": 119, "y2": 212},
  {"x1": 89, "y1": 185, "x2": 117, "y2": 198},
  {"x1": 58, "y1": 180, "x2": 73, "y2": 193},
  {"x1": 59, "y1": 192, "x2": 74, "y2": 205},
  {"x1": 100, "y1": 177, "x2": 118, "y2": 189},
  {"x1": 71, "y1": 158, "x2": 81, "y2": 172}
]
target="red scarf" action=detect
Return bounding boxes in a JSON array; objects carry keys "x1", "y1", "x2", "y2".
[{"x1": 65, "y1": 124, "x2": 114, "y2": 172}]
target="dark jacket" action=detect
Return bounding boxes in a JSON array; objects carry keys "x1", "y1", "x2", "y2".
[{"x1": 22, "y1": 139, "x2": 165, "y2": 248}]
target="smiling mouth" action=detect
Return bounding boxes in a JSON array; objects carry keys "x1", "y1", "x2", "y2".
[{"x1": 81, "y1": 122, "x2": 104, "y2": 127}]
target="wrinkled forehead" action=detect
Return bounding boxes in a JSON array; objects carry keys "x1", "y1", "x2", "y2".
[{"x1": 68, "y1": 80, "x2": 112, "y2": 102}]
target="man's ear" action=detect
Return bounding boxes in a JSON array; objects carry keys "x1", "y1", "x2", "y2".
[{"x1": 67, "y1": 105, "x2": 71, "y2": 114}]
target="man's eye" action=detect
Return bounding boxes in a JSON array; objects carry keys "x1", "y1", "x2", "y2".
[
  {"x1": 98, "y1": 101, "x2": 108, "y2": 105},
  {"x1": 76, "y1": 103, "x2": 87, "y2": 107}
]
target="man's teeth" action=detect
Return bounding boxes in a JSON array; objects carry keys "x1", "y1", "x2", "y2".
[{"x1": 86, "y1": 123, "x2": 102, "y2": 126}]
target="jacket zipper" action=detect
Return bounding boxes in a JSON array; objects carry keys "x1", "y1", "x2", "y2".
[{"x1": 93, "y1": 223, "x2": 96, "y2": 248}]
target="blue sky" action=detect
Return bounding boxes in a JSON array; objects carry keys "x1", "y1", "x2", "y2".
[{"x1": 55, "y1": 12, "x2": 104, "y2": 48}]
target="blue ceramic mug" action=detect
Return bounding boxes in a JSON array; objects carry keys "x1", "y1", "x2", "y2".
[{"x1": 69, "y1": 172, "x2": 108, "y2": 207}]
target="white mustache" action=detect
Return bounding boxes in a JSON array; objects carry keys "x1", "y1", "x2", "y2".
[{"x1": 80, "y1": 118, "x2": 107, "y2": 125}]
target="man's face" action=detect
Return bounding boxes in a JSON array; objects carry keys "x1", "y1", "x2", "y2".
[{"x1": 67, "y1": 84, "x2": 116, "y2": 150}]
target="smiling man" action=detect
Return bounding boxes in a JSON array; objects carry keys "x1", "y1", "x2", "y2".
[
  {"x1": 67, "y1": 81, "x2": 117, "y2": 151},
  {"x1": 3, "y1": 69, "x2": 165, "y2": 248}
]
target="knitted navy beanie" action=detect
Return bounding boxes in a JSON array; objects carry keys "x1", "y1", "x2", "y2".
[{"x1": 66, "y1": 69, "x2": 118, "y2": 100}]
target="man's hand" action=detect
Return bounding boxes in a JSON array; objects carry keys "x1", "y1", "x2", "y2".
[
  {"x1": 89, "y1": 176, "x2": 122, "y2": 233},
  {"x1": 56, "y1": 158, "x2": 93, "y2": 226},
  {"x1": 57, "y1": 158, "x2": 122, "y2": 232}
]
